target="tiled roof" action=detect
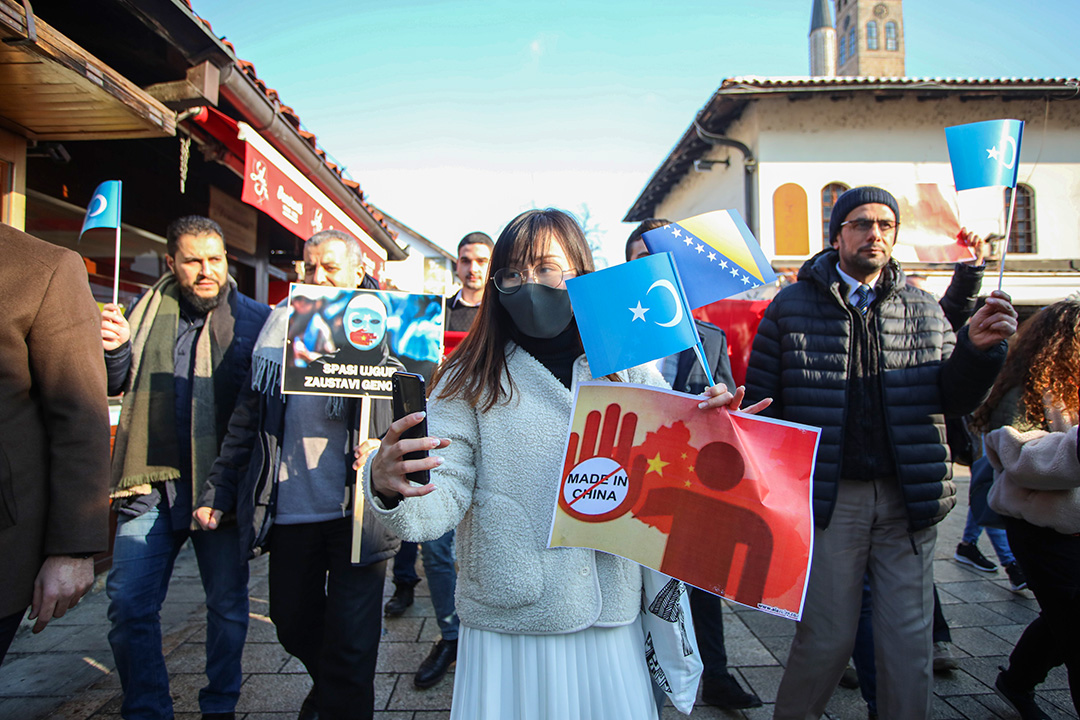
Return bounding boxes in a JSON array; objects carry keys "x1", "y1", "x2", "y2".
[
  {"x1": 625, "y1": 75, "x2": 1080, "y2": 222},
  {"x1": 179, "y1": 1, "x2": 393, "y2": 238}
]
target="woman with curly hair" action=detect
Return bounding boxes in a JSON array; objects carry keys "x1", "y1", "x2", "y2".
[{"x1": 974, "y1": 298, "x2": 1080, "y2": 719}]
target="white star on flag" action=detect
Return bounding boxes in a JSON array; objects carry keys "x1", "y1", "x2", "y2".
[
  {"x1": 695, "y1": 244, "x2": 705, "y2": 254},
  {"x1": 987, "y1": 146, "x2": 1000, "y2": 161},
  {"x1": 683, "y1": 236, "x2": 693, "y2": 247},
  {"x1": 741, "y1": 274, "x2": 752, "y2": 285},
  {"x1": 718, "y1": 259, "x2": 728, "y2": 269},
  {"x1": 629, "y1": 301, "x2": 649, "y2": 322},
  {"x1": 707, "y1": 251, "x2": 716, "y2": 262},
  {"x1": 729, "y1": 266, "x2": 739, "y2": 277},
  {"x1": 671, "y1": 227, "x2": 682, "y2": 238}
]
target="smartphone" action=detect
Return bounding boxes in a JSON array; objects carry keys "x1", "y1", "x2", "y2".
[{"x1": 391, "y1": 372, "x2": 430, "y2": 485}]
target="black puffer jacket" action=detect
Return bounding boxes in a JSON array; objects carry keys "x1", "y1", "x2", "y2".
[{"x1": 745, "y1": 249, "x2": 1007, "y2": 532}]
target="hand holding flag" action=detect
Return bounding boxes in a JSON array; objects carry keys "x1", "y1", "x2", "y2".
[
  {"x1": 944, "y1": 119, "x2": 1025, "y2": 291},
  {"x1": 641, "y1": 209, "x2": 776, "y2": 310},
  {"x1": 566, "y1": 252, "x2": 700, "y2": 378}
]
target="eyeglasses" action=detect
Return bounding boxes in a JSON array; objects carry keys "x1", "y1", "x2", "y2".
[
  {"x1": 840, "y1": 219, "x2": 900, "y2": 233},
  {"x1": 492, "y1": 264, "x2": 576, "y2": 294}
]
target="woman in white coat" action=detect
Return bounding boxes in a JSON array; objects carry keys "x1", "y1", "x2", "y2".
[{"x1": 364, "y1": 208, "x2": 765, "y2": 720}]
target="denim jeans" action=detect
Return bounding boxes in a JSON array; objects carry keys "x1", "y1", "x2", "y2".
[
  {"x1": 391, "y1": 541, "x2": 420, "y2": 585},
  {"x1": 107, "y1": 505, "x2": 249, "y2": 719},
  {"x1": 961, "y1": 508, "x2": 1016, "y2": 565},
  {"x1": 420, "y1": 530, "x2": 459, "y2": 642}
]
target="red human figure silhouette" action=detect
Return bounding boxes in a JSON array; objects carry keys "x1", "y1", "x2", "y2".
[{"x1": 633, "y1": 440, "x2": 774, "y2": 608}]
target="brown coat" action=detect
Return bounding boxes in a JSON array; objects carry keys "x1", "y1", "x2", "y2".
[{"x1": 0, "y1": 222, "x2": 111, "y2": 618}]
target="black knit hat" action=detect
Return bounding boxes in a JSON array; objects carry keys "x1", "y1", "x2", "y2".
[{"x1": 829, "y1": 186, "x2": 900, "y2": 245}]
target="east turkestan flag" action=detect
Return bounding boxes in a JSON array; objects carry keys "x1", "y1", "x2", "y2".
[
  {"x1": 79, "y1": 180, "x2": 122, "y2": 237},
  {"x1": 945, "y1": 119, "x2": 1024, "y2": 191},
  {"x1": 566, "y1": 252, "x2": 699, "y2": 378}
]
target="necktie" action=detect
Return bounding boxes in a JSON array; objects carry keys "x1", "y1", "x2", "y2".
[{"x1": 854, "y1": 284, "x2": 871, "y2": 315}]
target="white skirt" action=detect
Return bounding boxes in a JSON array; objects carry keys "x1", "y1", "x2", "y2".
[{"x1": 450, "y1": 619, "x2": 659, "y2": 720}]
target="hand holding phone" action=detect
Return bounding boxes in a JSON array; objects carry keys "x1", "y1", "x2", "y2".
[{"x1": 391, "y1": 372, "x2": 430, "y2": 485}]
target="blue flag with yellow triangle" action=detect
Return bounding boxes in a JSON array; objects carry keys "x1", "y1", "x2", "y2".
[{"x1": 641, "y1": 209, "x2": 776, "y2": 310}]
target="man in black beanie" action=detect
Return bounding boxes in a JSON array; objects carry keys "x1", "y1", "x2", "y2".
[{"x1": 745, "y1": 186, "x2": 1018, "y2": 719}]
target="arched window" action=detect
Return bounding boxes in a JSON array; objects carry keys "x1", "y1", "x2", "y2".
[
  {"x1": 848, "y1": 27, "x2": 857, "y2": 57},
  {"x1": 838, "y1": 36, "x2": 846, "y2": 65},
  {"x1": 866, "y1": 21, "x2": 878, "y2": 50},
  {"x1": 1004, "y1": 184, "x2": 1036, "y2": 254},
  {"x1": 885, "y1": 21, "x2": 898, "y2": 50},
  {"x1": 773, "y1": 184, "x2": 810, "y2": 256},
  {"x1": 822, "y1": 183, "x2": 850, "y2": 248}
]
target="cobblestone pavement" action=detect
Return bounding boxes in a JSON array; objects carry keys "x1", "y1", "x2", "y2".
[{"x1": 1, "y1": 466, "x2": 1076, "y2": 719}]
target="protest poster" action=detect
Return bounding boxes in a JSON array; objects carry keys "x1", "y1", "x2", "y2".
[
  {"x1": 282, "y1": 283, "x2": 444, "y2": 398},
  {"x1": 549, "y1": 382, "x2": 819, "y2": 620}
]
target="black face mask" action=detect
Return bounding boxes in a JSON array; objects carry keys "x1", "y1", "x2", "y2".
[{"x1": 498, "y1": 283, "x2": 574, "y2": 339}]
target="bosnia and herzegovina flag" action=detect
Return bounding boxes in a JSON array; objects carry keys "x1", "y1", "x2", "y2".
[
  {"x1": 945, "y1": 119, "x2": 1024, "y2": 192},
  {"x1": 567, "y1": 252, "x2": 699, "y2": 377},
  {"x1": 641, "y1": 209, "x2": 777, "y2": 310},
  {"x1": 79, "y1": 180, "x2": 122, "y2": 237}
]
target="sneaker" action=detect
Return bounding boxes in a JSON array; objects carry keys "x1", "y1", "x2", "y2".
[
  {"x1": 701, "y1": 673, "x2": 763, "y2": 709},
  {"x1": 955, "y1": 542, "x2": 997, "y2": 572},
  {"x1": 1004, "y1": 562, "x2": 1028, "y2": 592},
  {"x1": 838, "y1": 664, "x2": 860, "y2": 689},
  {"x1": 994, "y1": 668, "x2": 1051, "y2": 720},
  {"x1": 932, "y1": 641, "x2": 959, "y2": 672}
]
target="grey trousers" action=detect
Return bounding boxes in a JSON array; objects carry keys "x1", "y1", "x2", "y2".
[{"x1": 774, "y1": 478, "x2": 936, "y2": 720}]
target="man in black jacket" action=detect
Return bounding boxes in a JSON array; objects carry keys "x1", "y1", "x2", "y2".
[
  {"x1": 746, "y1": 187, "x2": 1016, "y2": 720},
  {"x1": 101, "y1": 216, "x2": 269, "y2": 720},
  {"x1": 195, "y1": 229, "x2": 399, "y2": 720}
]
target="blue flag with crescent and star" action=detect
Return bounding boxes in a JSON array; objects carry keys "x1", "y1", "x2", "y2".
[
  {"x1": 945, "y1": 119, "x2": 1024, "y2": 191},
  {"x1": 566, "y1": 252, "x2": 699, "y2": 377},
  {"x1": 640, "y1": 209, "x2": 777, "y2": 310},
  {"x1": 79, "y1": 180, "x2": 122, "y2": 237}
]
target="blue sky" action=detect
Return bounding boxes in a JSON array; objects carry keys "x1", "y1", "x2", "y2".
[{"x1": 190, "y1": 0, "x2": 1079, "y2": 264}]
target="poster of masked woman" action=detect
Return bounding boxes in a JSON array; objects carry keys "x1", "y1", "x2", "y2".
[{"x1": 282, "y1": 284, "x2": 444, "y2": 398}]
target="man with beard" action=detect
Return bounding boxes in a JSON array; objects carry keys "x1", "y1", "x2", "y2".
[
  {"x1": 194, "y1": 229, "x2": 400, "y2": 720},
  {"x1": 101, "y1": 215, "x2": 269, "y2": 720},
  {"x1": 745, "y1": 187, "x2": 1017, "y2": 720}
]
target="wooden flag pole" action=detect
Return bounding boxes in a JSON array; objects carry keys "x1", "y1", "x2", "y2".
[
  {"x1": 998, "y1": 187, "x2": 1018, "y2": 292},
  {"x1": 351, "y1": 395, "x2": 372, "y2": 564}
]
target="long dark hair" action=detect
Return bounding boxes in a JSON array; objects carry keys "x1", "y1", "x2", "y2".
[
  {"x1": 971, "y1": 298, "x2": 1080, "y2": 432},
  {"x1": 431, "y1": 208, "x2": 595, "y2": 410}
]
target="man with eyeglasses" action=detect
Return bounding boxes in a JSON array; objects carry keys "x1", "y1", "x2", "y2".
[{"x1": 745, "y1": 186, "x2": 1017, "y2": 720}]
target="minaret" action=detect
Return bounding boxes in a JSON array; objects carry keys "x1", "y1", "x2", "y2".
[
  {"x1": 834, "y1": 0, "x2": 906, "y2": 77},
  {"x1": 809, "y1": 0, "x2": 837, "y2": 77}
]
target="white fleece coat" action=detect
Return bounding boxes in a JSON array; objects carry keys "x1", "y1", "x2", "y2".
[
  {"x1": 365, "y1": 344, "x2": 667, "y2": 635},
  {"x1": 986, "y1": 424, "x2": 1080, "y2": 535}
]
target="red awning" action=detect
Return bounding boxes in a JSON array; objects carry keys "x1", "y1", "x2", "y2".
[{"x1": 189, "y1": 107, "x2": 385, "y2": 277}]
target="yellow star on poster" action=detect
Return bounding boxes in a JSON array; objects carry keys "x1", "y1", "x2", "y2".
[
  {"x1": 683, "y1": 480, "x2": 693, "y2": 487},
  {"x1": 688, "y1": 465, "x2": 695, "y2": 474},
  {"x1": 681, "y1": 453, "x2": 688, "y2": 459},
  {"x1": 646, "y1": 453, "x2": 670, "y2": 476}
]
